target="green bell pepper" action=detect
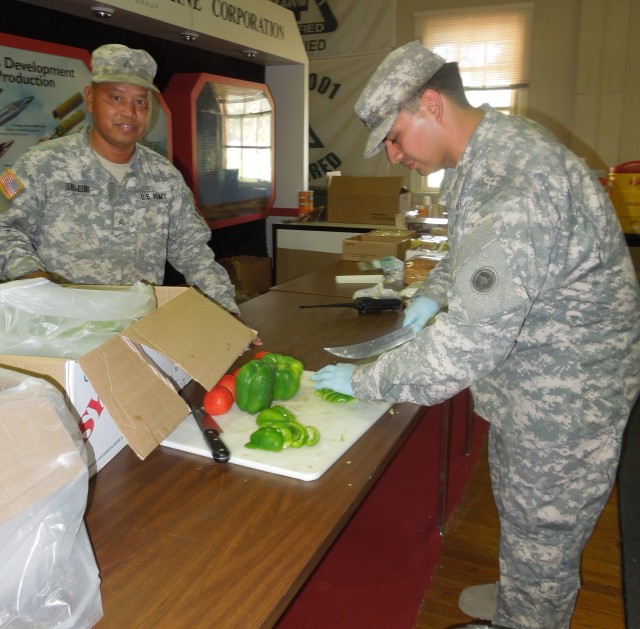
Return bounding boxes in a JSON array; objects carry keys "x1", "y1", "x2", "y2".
[
  {"x1": 235, "y1": 359, "x2": 276, "y2": 414},
  {"x1": 260, "y1": 353, "x2": 304, "y2": 401}
]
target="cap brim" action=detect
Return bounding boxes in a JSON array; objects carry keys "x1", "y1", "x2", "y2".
[
  {"x1": 363, "y1": 111, "x2": 396, "y2": 159},
  {"x1": 92, "y1": 74, "x2": 159, "y2": 93}
]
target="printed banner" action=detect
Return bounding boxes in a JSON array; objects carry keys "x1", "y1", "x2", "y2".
[
  {"x1": 308, "y1": 52, "x2": 396, "y2": 185},
  {"x1": 270, "y1": 0, "x2": 395, "y2": 58},
  {"x1": 272, "y1": 1, "x2": 398, "y2": 185}
]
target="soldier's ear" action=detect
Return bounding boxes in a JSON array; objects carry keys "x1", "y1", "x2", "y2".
[{"x1": 84, "y1": 85, "x2": 93, "y2": 111}]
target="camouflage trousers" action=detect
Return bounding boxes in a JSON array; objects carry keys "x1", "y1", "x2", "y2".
[{"x1": 487, "y1": 423, "x2": 622, "y2": 629}]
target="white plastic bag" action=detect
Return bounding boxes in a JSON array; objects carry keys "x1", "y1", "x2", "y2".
[
  {"x1": 0, "y1": 368, "x2": 102, "y2": 628},
  {"x1": 0, "y1": 279, "x2": 157, "y2": 358}
]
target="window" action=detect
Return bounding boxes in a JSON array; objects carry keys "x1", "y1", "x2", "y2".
[
  {"x1": 224, "y1": 97, "x2": 273, "y2": 184},
  {"x1": 414, "y1": 4, "x2": 533, "y2": 190}
]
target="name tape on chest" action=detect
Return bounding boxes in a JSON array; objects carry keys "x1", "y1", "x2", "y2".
[{"x1": 61, "y1": 182, "x2": 169, "y2": 201}]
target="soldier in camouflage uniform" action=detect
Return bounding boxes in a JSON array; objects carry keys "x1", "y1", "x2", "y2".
[
  {"x1": 311, "y1": 41, "x2": 640, "y2": 628},
  {"x1": 0, "y1": 44, "x2": 239, "y2": 315}
]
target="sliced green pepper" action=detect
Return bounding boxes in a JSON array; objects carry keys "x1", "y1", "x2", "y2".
[
  {"x1": 271, "y1": 423, "x2": 294, "y2": 449},
  {"x1": 305, "y1": 425, "x2": 320, "y2": 446},
  {"x1": 245, "y1": 403, "x2": 322, "y2": 452},
  {"x1": 256, "y1": 404, "x2": 297, "y2": 426},
  {"x1": 315, "y1": 388, "x2": 356, "y2": 404},
  {"x1": 245, "y1": 426, "x2": 285, "y2": 451},
  {"x1": 235, "y1": 359, "x2": 276, "y2": 414},
  {"x1": 287, "y1": 420, "x2": 308, "y2": 448}
]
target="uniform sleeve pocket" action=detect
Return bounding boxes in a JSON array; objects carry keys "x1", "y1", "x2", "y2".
[{"x1": 452, "y1": 217, "x2": 525, "y2": 323}]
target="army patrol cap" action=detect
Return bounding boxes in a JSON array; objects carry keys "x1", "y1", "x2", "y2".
[
  {"x1": 355, "y1": 41, "x2": 446, "y2": 158},
  {"x1": 90, "y1": 44, "x2": 159, "y2": 93}
]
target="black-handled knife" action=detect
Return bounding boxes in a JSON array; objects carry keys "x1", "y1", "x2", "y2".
[
  {"x1": 299, "y1": 297, "x2": 402, "y2": 314},
  {"x1": 179, "y1": 382, "x2": 231, "y2": 463},
  {"x1": 189, "y1": 403, "x2": 231, "y2": 463}
]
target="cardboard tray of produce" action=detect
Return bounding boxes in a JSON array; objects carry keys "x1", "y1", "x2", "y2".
[{"x1": 161, "y1": 372, "x2": 391, "y2": 481}]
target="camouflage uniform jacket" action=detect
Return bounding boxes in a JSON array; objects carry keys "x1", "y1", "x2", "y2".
[
  {"x1": 352, "y1": 105, "x2": 640, "y2": 442},
  {"x1": 0, "y1": 128, "x2": 239, "y2": 314}
]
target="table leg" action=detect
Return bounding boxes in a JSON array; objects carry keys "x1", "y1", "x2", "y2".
[
  {"x1": 464, "y1": 389, "x2": 475, "y2": 456},
  {"x1": 437, "y1": 398, "x2": 452, "y2": 535}
]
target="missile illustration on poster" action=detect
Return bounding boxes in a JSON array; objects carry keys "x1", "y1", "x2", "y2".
[
  {"x1": 0, "y1": 141, "x2": 14, "y2": 158},
  {"x1": 53, "y1": 92, "x2": 83, "y2": 120},
  {"x1": 38, "y1": 95, "x2": 86, "y2": 143},
  {"x1": 0, "y1": 96, "x2": 34, "y2": 128},
  {"x1": 0, "y1": 41, "x2": 92, "y2": 168}
]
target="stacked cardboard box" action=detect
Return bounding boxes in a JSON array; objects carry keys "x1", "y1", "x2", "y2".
[
  {"x1": 328, "y1": 177, "x2": 411, "y2": 225},
  {"x1": 342, "y1": 229, "x2": 416, "y2": 261}
]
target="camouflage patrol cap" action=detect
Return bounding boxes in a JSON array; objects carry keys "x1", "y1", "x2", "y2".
[
  {"x1": 355, "y1": 41, "x2": 445, "y2": 158},
  {"x1": 90, "y1": 44, "x2": 159, "y2": 93}
]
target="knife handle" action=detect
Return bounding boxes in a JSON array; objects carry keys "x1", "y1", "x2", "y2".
[{"x1": 203, "y1": 428, "x2": 231, "y2": 463}]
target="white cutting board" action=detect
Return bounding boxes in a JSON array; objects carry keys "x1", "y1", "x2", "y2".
[{"x1": 161, "y1": 372, "x2": 391, "y2": 481}]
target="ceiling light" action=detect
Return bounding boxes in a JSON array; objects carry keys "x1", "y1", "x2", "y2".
[
  {"x1": 241, "y1": 49, "x2": 258, "y2": 60},
  {"x1": 91, "y1": 5, "x2": 115, "y2": 18},
  {"x1": 180, "y1": 31, "x2": 199, "y2": 42}
]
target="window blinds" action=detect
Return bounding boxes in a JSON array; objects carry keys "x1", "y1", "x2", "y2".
[{"x1": 415, "y1": 5, "x2": 533, "y2": 90}]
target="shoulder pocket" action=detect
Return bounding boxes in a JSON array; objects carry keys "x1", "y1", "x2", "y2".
[{"x1": 453, "y1": 217, "x2": 525, "y2": 322}]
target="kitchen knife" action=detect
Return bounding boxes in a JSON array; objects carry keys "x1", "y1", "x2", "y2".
[
  {"x1": 179, "y1": 384, "x2": 231, "y2": 463},
  {"x1": 324, "y1": 325, "x2": 418, "y2": 359},
  {"x1": 190, "y1": 403, "x2": 231, "y2": 463}
]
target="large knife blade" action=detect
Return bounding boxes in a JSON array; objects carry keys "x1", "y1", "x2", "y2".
[
  {"x1": 324, "y1": 325, "x2": 418, "y2": 359},
  {"x1": 179, "y1": 383, "x2": 231, "y2": 463}
]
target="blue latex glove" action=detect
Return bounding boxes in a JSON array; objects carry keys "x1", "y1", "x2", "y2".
[
  {"x1": 310, "y1": 363, "x2": 356, "y2": 396},
  {"x1": 403, "y1": 295, "x2": 439, "y2": 333}
]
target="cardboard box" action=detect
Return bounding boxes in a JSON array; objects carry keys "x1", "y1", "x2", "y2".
[
  {"x1": 220, "y1": 256, "x2": 272, "y2": 295},
  {"x1": 609, "y1": 168, "x2": 640, "y2": 234},
  {"x1": 328, "y1": 176, "x2": 410, "y2": 225},
  {"x1": 0, "y1": 287, "x2": 256, "y2": 476},
  {"x1": 343, "y1": 234, "x2": 413, "y2": 262},
  {"x1": 360, "y1": 229, "x2": 417, "y2": 242},
  {"x1": 404, "y1": 249, "x2": 444, "y2": 284}
]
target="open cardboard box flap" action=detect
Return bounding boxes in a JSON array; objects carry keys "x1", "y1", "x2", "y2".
[{"x1": 78, "y1": 288, "x2": 256, "y2": 459}]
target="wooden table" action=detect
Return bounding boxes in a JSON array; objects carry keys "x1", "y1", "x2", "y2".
[
  {"x1": 85, "y1": 290, "x2": 426, "y2": 628},
  {"x1": 270, "y1": 262, "x2": 467, "y2": 534},
  {"x1": 271, "y1": 260, "x2": 391, "y2": 299}
]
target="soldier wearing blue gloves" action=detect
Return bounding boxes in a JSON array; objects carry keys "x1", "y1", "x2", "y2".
[{"x1": 311, "y1": 41, "x2": 640, "y2": 629}]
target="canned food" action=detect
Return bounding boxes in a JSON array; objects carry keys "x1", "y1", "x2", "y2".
[{"x1": 298, "y1": 190, "x2": 314, "y2": 216}]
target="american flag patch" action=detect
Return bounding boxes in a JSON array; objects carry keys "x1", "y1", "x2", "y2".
[{"x1": 0, "y1": 168, "x2": 24, "y2": 200}]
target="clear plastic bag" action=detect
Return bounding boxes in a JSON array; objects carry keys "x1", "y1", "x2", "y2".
[
  {"x1": 0, "y1": 368, "x2": 102, "y2": 627},
  {"x1": 0, "y1": 279, "x2": 157, "y2": 358}
]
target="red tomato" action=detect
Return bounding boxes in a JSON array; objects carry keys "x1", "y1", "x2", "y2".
[
  {"x1": 253, "y1": 351, "x2": 271, "y2": 359},
  {"x1": 217, "y1": 374, "x2": 236, "y2": 399},
  {"x1": 203, "y1": 385, "x2": 233, "y2": 415}
]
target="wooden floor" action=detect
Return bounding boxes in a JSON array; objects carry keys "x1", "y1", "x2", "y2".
[{"x1": 415, "y1": 441, "x2": 625, "y2": 629}]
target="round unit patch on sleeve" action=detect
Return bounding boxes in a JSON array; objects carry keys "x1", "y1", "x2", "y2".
[
  {"x1": 452, "y1": 217, "x2": 525, "y2": 322},
  {"x1": 472, "y1": 267, "x2": 498, "y2": 293}
]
